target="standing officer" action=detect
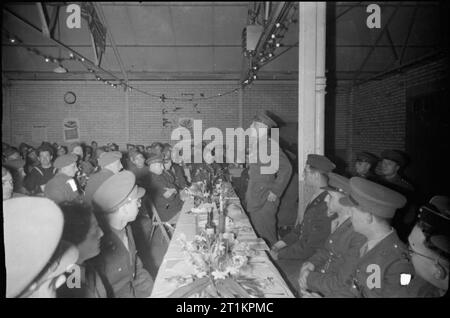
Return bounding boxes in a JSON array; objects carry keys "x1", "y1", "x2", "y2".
[
  {"x1": 338, "y1": 177, "x2": 414, "y2": 297},
  {"x1": 245, "y1": 110, "x2": 292, "y2": 246},
  {"x1": 84, "y1": 151, "x2": 123, "y2": 205},
  {"x1": 298, "y1": 172, "x2": 367, "y2": 297},
  {"x1": 44, "y1": 154, "x2": 82, "y2": 204},
  {"x1": 270, "y1": 154, "x2": 335, "y2": 292},
  {"x1": 91, "y1": 170, "x2": 153, "y2": 298}
]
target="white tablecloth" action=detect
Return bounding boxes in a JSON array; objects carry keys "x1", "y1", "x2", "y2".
[{"x1": 150, "y1": 183, "x2": 294, "y2": 298}]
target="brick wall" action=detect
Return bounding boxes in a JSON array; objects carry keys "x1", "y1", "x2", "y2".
[
  {"x1": 2, "y1": 80, "x2": 298, "y2": 149},
  {"x1": 332, "y1": 56, "x2": 448, "y2": 171}
]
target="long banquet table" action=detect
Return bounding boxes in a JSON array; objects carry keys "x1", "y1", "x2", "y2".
[{"x1": 150, "y1": 183, "x2": 295, "y2": 298}]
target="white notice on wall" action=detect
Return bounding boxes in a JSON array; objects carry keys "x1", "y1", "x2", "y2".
[
  {"x1": 63, "y1": 118, "x2": 80, "y2": 142},
  {"x1": 32, "y1": 125, "x2": 48, "y2": 143}
]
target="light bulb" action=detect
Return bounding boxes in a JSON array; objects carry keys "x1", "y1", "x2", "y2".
[
  {"x1": 271, "y1": 34, "x2": 276, "y2": 39},
  {"x1": 80, "y1": 57, "x2": 85, "y2": 62},
  {"x1": 10, "y1": 38, "x2": 16, "y2": 43},
  {"x1": 276, "y1": 43, "x2": 281, "y2": 47},
  {"x1": 44, "y1": 57, "x2": 50, "y2": 62},
  {"x1": 275, "y1": 23, "x2": 281, "y2": 28},
  {"x1": 253, "y1": 75, "x2": 257, "y2": 80},
  {"x1": 69, "y1": 53, "x2": 74, "y2": 58}
]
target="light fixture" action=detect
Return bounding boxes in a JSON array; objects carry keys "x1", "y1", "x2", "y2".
[
  {"x1": 44, "y1": 57, "x2": 50, "y2": 62},
  {"x1": 69, "y1": 53, "x2": 74, "y2": 58},
  {"x1": 10, "y1": 38, "x2": 16, "y2": 43},
  {"x1": 80, "y1": 57, "x2": 85, "y2": 62},
  {"x1": 275, "y1": 43, "x2": 281, "y2": 48},
  {"x1": 253, "y1": 74, "x2": 257, "y2": 80},
  {"x1": 53, "y1": 65, "x2": 68, "y2": 73}
]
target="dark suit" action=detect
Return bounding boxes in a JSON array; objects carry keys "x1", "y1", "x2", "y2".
[
  {"x1": 245, "y1": 139, "x2": 292, "y2": 245},
  {"x1": 306, "y1": 218, "x2": 367, "y2": 297},
  {"x1": 92, "y1": 225, "x2": 153, "y2": 298},
  {"x1": 275, "y1": 191, "x2": 333, "y2": 293}
]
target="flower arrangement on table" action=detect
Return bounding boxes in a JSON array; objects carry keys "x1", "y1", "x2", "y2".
[{"x1": 165, "y1": 232, "x2": 267, "y2": 298}]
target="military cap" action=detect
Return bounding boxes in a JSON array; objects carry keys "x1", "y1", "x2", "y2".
[
  {"x1": 3, "y1": 147, "x2": 20, "y2": 158},
  {"x1": 380, "y1": 149, "x2": 407, "y2": 168},
  {"x1": 322, "y1": 172, "x2": 350, "y2": 194},
  {"x1": 146, "y1": 153, "x2": 164, "y2": 165},
  {"x1": 129, "y1": 149, "x2": 144, "y2": 160},
  {"x1": 54, "y1": 153, "x2": 78, "y2": 169},
  {"x1": 93, "y1": 170, "x2": 145, "y2": 213},
  {"x1": 253, "y1": 111, "x2": 277, "y2": 128},
  {"x1": 429, "y1": 195, "x2": 450, "y2": 215},
  {"x1": 97, "y1": 151, "x2": 122, "y2": 167},
  {"x1": 4, "y1": 197, "x2": 64, "y2": 297},
  {"x1": 306, "y1": 154, "x2": 336, "y2": 173},
  {"x1": 3, "y1": 158, "x2": 25, "y2": 170},
  {"x1": 356, "y1": 151, "x2": 379, "y2": 166},
  {"x1": 340, "y1": 177, "x2": 407, "y2": 219}
]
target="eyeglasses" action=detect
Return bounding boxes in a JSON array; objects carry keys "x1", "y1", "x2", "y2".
[{"x1": 407, "y1": 246, "x2": 437, "y2": 262}]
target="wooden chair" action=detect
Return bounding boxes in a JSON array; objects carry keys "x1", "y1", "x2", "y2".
[{"x1": 149, "y1": 202, "x2": 174, "y2": 244}]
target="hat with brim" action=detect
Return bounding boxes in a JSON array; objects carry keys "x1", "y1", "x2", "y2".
[
  {"x1": 4, "y1": 197, "x2": 64, "y2": 298},
  {"x1": 339, "y1": 177, "x2": 407, "y2": 219},
  {"x1": 3, "y1": 158, "x2": 26, "y2": 170},
  {"x1": 356, "y1": 151, "x2": 379, "y2": 166},
  {"x1": 98, "y1": 151, "x2": 122, "y2": 167},
  {"x1": 146, "y1": 153, "x2": 164, "y2": 166},
  {"x1": 93, "y1": 170, "x2": 145, "y2": 213},
  {"x1": 380, "y1": 149, "x2": 407, "y2": 168},
  {"x1": 54, "y1": 153, "x2": 78, "y2": 169},
  {"x1": 306, "y1": 154, "x2": 336, "y2": 173},
  {"x1": 321, "y1": 172, "x2": 350, "y2": 194}
]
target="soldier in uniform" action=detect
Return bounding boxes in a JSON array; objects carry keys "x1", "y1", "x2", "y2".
[
  {"x1": 404, "y1": 195, "x2": 449, "y2": 297},
  {"x1": 91, "y1": 170, "x2": 154, "y2": 298},
  {"x1": 84, "y1": 151, "x2": 123, "y2": 205},
  {"x1": 269, "y1": 154, "x2": 335, "y2": 293},
  {"x1": 352, "y1": 151, "x2": 378, "y2": 180},
  {"x1": 245, "y1": 111, "x2": 292, "y2": 246},
  {"x1": 4, "y1": 197, "x2": 79, "y2": 298},
  {"x1": 23, "y1": 144, "x2": 57, "y2": 195},
  {"x1": 44, "y1": 154, "x2": 83, "y2": 204},
  {"x1": 146, "y1": 153, "x2": 183, "y2": 223},
  {"x1": 337, "y1": 177, "x2": 414, "y2": 297},
  {"x1": 298, "y1": 173, "x2": 367, "y2": 297},
  {"x1": 375, "y1": 149, "x2": 416, "y2": 242}
]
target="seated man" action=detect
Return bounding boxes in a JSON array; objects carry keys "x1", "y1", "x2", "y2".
[
  {"x1": 57, "y1": 202, "x2": 107, "y2": 298},
  {"x1": 298, "y1": 173, "x2": 367, "y2": 297},
  {"x1": 337, "y1": 177, "x2": 414, "y2": 297},
  {"x1": 4, "y1": 197, "x2": 79, "y2": 298},
  {"x1": 270, "y1": 155, "x2": 336, "y2": 285},
  {"x1": 351, "y1": 151, "x2": 378, "y2": 180},
  {"x1": 44, "y1": 154, "x2": 82, "y2": 204},
  {"x1": 91, "y1": 170, "x2": 153, "y2": 298},
  {"x1": 127, "y1": 150, "x2": 150, "y2": 188},
  {"x1": 405, "y1": 196, "x2": 449, "y2": 297},
  {"x1": 162, "y1": 148, "x2": 188, "y2": 191},
  {"x1": 146, "y1": 153, "x2": 183, "y2": 223},
  {"x1": 3, "y1": 167, "x2": 26, "y2": 200},
  {"x1": 23, "y1": 144, "x2": 57, "y2": 195}
]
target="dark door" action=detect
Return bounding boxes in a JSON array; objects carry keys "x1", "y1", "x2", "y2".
[{"x1": 405, "y1": 84, "x2": 450, "y2": 203}]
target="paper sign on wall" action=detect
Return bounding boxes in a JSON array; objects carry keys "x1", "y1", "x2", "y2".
[{"x1": 63, "y1": 118, "x2": 80, "y2": 142}]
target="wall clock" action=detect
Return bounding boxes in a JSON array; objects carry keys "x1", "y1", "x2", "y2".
[{"x1": 64, "y1": 91, "x2": 76, "y2": 104}]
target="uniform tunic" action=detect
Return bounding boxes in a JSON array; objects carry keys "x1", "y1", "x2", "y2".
[
  {"x1": 306, "y1": 218, "x2": 367, "y2": 297},
  {"x1": 44, "y1": 173, "x2": 82, "y2": 204},
  {"x1": 344, "y1": 231, "x2": 415, "y2": 298},
  {"x1": 245, "y1": 138, "x2": 292, "y2": 245},
  {"x1": 92, "y1": 225, "x2": 153, "y2": 298},
  {"x1": 23, "y1": 165, "x2": 57, "y2": 194},
  {"x1": 278, "y1": 191, "x2": 332, "y2": 260},
  {"x1": 147, "y1": 172, "x2": 183, "y2": 223}
]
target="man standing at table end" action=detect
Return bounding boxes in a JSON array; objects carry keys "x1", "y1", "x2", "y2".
[{"x1": 245, "y1": 110, "x2": 292, "y2": 246}]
